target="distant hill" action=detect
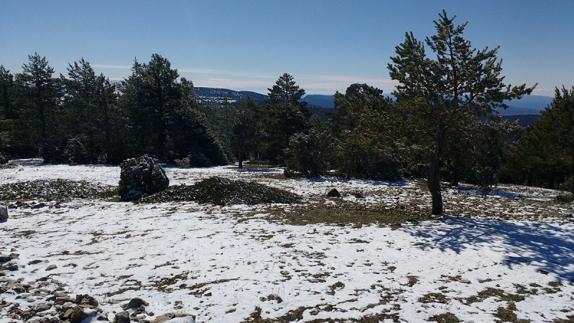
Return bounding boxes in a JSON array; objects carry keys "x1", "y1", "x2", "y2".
[
  {"x1": 191, "y1": 87, "x2": 552, "y2": 117},
  {"x1": 499, "y1": 95, "x2": 552, "y2": 115},
  {"x1": 302, "y1": 94, "x2": 335, "y2": 109},
  {"x1": 193, "y1": 87, "x2": 267, "y2": 104},
  {"x1": 301, "y1": 94, "x2": 553, "y2": 115},
  {"x1": 501, "y1": 114, "x2": 540, "y2": 127}
]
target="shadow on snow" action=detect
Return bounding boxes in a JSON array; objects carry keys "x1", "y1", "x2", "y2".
[{"x1": 403, "y1": 216, "x2": 574, "y2": 281}]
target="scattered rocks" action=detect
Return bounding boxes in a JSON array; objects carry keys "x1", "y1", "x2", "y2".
[
  {"x1": 61, "y1": 306, "x2": 87, "y2": 323},
  {"x1": 327, "y1": 188, "x2": 341, "y2": 198},
  {"x1": 75, "y1": 294, "x2": 99, "y2": 308},
  {"x1": 0, "y1": 205, "x2": 8, "y2": 222},
  {"x1": 114, "y1": 311, "x2": 130, "y2": 323},
  {"x1": 0, "y1": 180, "x2": 114, "y2": 202},
  {"x1": 118, "y1": 155, "x2": 169, "y2": 202},
  {"x1": 141, "y1": 176, "x2": 300, "y2": 205},
  {"x1": 350, "y1": 191, "x2": 365, "y2": 198},
  {"x1": 2, "y1": 262, "x2": 19, "y2": 271}
]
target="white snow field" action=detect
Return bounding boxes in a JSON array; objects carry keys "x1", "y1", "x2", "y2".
[{"x1": 1, "y1": 161, "x2": 573, "y2": 322}]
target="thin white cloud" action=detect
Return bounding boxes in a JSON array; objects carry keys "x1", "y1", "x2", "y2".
[{"x1": 92, "y1": 62, "x2": 398, "y2": 93}]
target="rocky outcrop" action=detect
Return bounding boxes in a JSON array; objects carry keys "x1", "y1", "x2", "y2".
[{"x1": 118, "y1": 155, "x2": 169, "y2": 202}]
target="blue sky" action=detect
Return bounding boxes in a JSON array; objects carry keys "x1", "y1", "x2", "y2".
[{"x1": 1, "y1": 0, "x2": 573, "y2": 95}]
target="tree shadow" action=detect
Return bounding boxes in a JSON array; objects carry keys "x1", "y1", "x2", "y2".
[{"x1": 402, "y1": 217, "x2": 574, "y2": 281}]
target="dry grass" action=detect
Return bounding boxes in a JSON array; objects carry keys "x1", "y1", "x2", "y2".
[{"x1": 264, "y1": 198, "x2": 432, "y2": 227}]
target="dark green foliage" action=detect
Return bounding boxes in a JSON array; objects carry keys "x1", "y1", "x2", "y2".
[
  {"x1": 260, "y1": 73, "x2": 310, "y2": 164},
  {"x1": 16, "y1": 53, "x2": 60, "y2": 159},
  {"x1": 141, "y1": 177, "x2": 300, "y2": 205},
  {"x1": 338, "y1": 135, "x2": 401, "y2": 181},
  {"x1": 330, "y1": 84, "x2": 402, "y2": 180},
  {"x1": 0, "y1": 54, "x2": 227, "y2": 167},
  {"x1": 232, "y1": 98, "x2": 258, "y2": 168},
  {"x1": 63, "y1": 136, "x2": 89, "y2": 165},
  {"x1": 388, "y1": 11, "x2": 533, "y2": 214},
  {"x1": 284, "y1": 128, "x2": 330, "y2": 178},
  {"x1": 120, "y1": 55, "x2": 227, "y2": 165},
  {"x1": 503, "y1": 87, "x2": 574, "y2": 192}
]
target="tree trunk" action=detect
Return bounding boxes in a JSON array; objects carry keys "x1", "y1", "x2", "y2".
[
  {"x1": 428, "y1": 156, "x2": 443, "y2": 215},
  {"x1": 428, "y1": 126, "x2": 445, "y2": 215}
]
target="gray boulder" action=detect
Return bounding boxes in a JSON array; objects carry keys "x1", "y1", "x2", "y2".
[
  {"x1": 118, "y1": 155, "x2": 169, "y2": 201},
  {"x1": 0, "y1": 205, "x2": 7, "y2": 222}
]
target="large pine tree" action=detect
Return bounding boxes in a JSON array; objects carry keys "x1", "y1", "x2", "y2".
[
  {"x1": 388, "y1": 11, "x2": 533, "y2": 214},
  {"x1": 16, "y1": 53, "x2": 60, "y2": 159}
]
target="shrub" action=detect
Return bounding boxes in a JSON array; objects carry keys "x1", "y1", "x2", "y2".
[
  {"x1": 338, "y1": 135, "x2": 401, "y2": 181},
  {"x1": 64, "y1": 136, "x2": 89, "y2": 165},
  {"x1": 285, "y1": 132, "x2": 327, "y2": 178}
]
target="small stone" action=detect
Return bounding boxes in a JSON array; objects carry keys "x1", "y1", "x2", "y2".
[
  {"x1": 75, "y1": 294, "x2": 99, "y2": 308},
  {"x1": 32, "y1": 303, "x2": 52, "y2": 313},
  {"x1": 62, "y1": 306, "x2": 87, "y2": 323},
  {"x1": 45, "y1": 265, "x2": 57, "y2": 271},
  {"x1": 122, "y1": 297, "x2": 149, "y2": 310},
  {"x1": 326, "y1": 188, "x2": 341, "y2": 198}
]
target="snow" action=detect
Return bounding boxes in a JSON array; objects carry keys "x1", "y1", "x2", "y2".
[{"x1": 1, "y1": 162, "x2": 573, "y2": 322}]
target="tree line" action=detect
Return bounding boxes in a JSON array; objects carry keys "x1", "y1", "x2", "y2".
[{"x1": 1, "y1": 11, "x2": 572, "y2": 214}]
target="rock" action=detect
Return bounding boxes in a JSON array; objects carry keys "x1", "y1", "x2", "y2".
[
  {"x1": 350, "y1": 191, "x2": 365, "y2": 198},
  {"x1": 122, "y1": 297, "x2": 149, "y2": 310},
  {"x1": 152, "y1": 313, "x2": 196, "y2": 323},
  {"x1": 118, "y1": 155, "x2": 169, "y2": 202},
  {"x1": 326, "y1": 188, "x2": 341, "y2": 198},
  {"x1": 61, "y1": 306, "x2": 87, "y2": 323},
  {"x1": 45, "y1": 265, "x2": 57, "y2": 271},
  {"x1": 75, "y1": 294, "x2": 99, "y2": 308},
  {"x1": 2, "y1": 262, "x2": 18, "y2": 271},
  {"x1": 0, "y1": 205, "x2": 8, "y2": 222},
  {"x1": 31, "y1": 303, "x2": 52, "y2": 313},
  {"x1": 0, "y1": 253, "x2": 17, "y2": 263},
  {"x1": 114, "y1": 311, "x2": 130, "y2": 323}
]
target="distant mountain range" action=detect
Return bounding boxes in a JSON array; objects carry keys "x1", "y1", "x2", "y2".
[
  {"x1": 301, "y1": 94, "x2": 553, "y2": 116},
  {"x1": 192, "y1": 87, "x2": 553, "y2": 117},
  {"x1": 193, "y1": 87, "x2": 267, "y2": 104}
]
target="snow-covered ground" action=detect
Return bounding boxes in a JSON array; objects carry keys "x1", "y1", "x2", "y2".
[{"x1": 1, "y1": 162, "x2": 573, "y2": 322}]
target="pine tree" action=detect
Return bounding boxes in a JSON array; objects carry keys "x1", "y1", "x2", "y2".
[
  {"x1": 232, "y1": 98, "x2": 257, "y2": 168},
  {"x1": 506, "y1": 87, "x2": 574, "y2": 192},
  {"x1": 388, "y1": 11, "x2": 533, "y2": 214},
  {"x1": 16, "y1": 53, "x2": 60, "y2": 160},
  {"x1": 263, "y1": 73, "x2": 310, "y2": 164}
]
